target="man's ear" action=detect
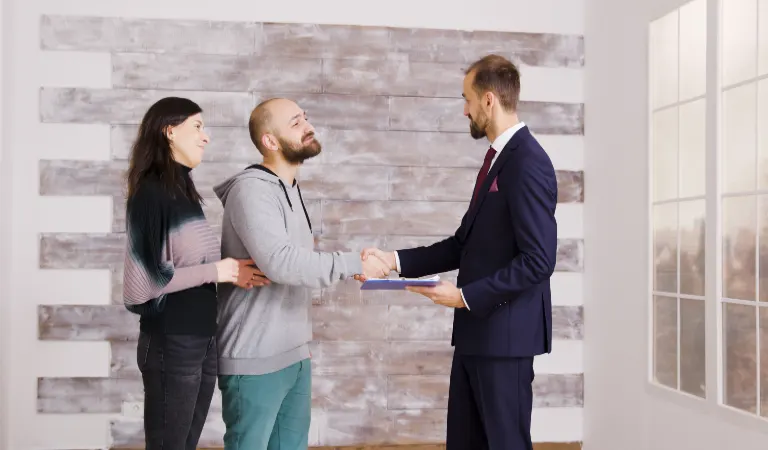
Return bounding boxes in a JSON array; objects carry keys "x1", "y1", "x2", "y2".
[
  {"x1": 261, "y1": 133, "x2": 279, "y2": 152},
  {"x1": 484, "y1": 91, "x2": 494, "y2": 109}
]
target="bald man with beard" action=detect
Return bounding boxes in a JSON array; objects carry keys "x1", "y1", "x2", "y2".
[{"x1": 212, "y1": 98, "x2": 390, "y2": 450}]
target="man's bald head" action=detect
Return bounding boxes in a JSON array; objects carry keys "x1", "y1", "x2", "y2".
[
  {"x1": 248, "y1": 97, "x2": 322, "y2": 164},
  {"x1": 248, "y1": 98, "x2": 284, "y2": 155}
]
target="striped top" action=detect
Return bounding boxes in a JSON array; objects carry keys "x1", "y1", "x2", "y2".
[{"x1": 122, "y1": 163, "x2": 221, "y2": 336}]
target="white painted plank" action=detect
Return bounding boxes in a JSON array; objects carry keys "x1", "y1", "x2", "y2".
[
  {"x1": 36, "y1": 123, "x2": 111, "y2": 161},
  {"x1": 556, "y1": 203, "x2": 584, "y2": 239},
  {"x1": 535, "y1": 340, "x2": 584, "y2": 374},
  {"x1": 36, "y1": 269, "x2": 112, "y2": 306},
  {"x1": 536, "y1": 134, "x2": 585, "y2": 171},
  {"x1": 521, "y1": 66, "x2": 584, "y2": 104},
  {"x1": 38, "y1": 51, "x2": 111, "y2": 88},
  {"x1": 531, "y1": 407, "x2": 583, "y2": 442},
  {"x1": 552, "y1": 272, "x2": 584, "y2": 306},
  {"x1": 37, "y1": 196, "x2": 112, "y2": 233},
  {"x1": 35, "y1": 341, "x2": 110, "y2": 377}
]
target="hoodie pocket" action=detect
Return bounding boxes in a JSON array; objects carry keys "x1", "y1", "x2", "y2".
[{"x1": 230, "y1": 291, "x2": 311, "y2": 359}]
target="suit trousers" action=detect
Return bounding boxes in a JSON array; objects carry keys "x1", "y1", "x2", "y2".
[
  {"x1": 138, "y1": 331, "x2": 218, "y2": 450},
  {"x1": 446, "y1": 352, "x2": 535, "y2": 450}
]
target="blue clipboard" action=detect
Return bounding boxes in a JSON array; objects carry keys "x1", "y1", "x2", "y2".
[{"x1": 360, "y1": 275, "x2": 440, "y2": 290}]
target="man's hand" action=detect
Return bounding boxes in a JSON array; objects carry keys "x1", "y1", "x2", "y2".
[
  {"x1": 407, "y1": 280, "x2": 465, "y2": 308},
  {"x1": 361, "y1": 248, "x2": 397, "y2": 269},
  {"x1": 233, "y1": 259, "x2": 271, "y2": 289},
  {"x1": 356, "y1": 247, "x2": 397, "y2": 282},
  {"x1": 360, "y1": 254, "x2": 391, "y2": 281}
]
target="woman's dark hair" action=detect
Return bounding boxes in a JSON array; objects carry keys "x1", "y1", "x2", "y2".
[{"x1": 125, "y1": 96, "x2": 204, "y2": 204}]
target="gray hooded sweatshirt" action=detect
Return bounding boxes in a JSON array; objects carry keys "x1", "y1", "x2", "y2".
[{"x1": 213, "y1": 164, "x2": 363, "y2": 375}]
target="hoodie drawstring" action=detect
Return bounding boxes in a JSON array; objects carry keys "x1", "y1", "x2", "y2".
[
  {"x1": 246, "y1": 164, "x2": 312, "y2": 233},
  {"x1": 296, "y1": 183, "x2": 312, "y2": 233}
]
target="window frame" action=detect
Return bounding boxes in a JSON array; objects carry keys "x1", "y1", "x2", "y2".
[{"x1": 646, "y1": 0, "x2": 768, "y2": 432}]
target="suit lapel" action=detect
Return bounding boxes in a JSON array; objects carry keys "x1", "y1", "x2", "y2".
[{"x1": 461, "y1": 126, "x2": 529, "y2": 240}]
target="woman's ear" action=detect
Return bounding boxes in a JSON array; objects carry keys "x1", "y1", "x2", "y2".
[{"x1": 164, "y1": 125, "x2": 175, "y2": 144}]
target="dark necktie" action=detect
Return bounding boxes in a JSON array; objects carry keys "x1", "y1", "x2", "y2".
[{"x1": 471, "y1": 146, "x2": 496, "y2": 207}]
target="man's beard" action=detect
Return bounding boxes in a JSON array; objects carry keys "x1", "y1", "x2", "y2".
[
  {"x1": 279, "y1": 133, "x2": 322, "y2": 164},
  {"x1": 468, "y1": 112, "x2": 488, "y2": 140}
]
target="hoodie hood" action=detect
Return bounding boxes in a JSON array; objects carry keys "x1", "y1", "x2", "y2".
[
  {"x1": 214, "y1": 164, "x2": 312, "y2": 232},
  {"x1": 214, "y1": 164, "x2": 281, "y2": 206}
]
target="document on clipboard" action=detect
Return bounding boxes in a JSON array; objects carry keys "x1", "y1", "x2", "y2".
[{"x1": 360, "y1": 275, "x2": 441, "y2": 290}]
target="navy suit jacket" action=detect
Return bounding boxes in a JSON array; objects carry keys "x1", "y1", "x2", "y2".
[{"x1": 397, "y1": 125, "x2": 558, "y2": 358}]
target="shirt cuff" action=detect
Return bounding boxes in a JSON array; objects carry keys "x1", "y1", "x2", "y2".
[
  {"x1": 393, "y1": 251, "x2": 402, "y2": 273},
  {"x1": 460, "y1": 288, "x2": 470, "y2": 310}
]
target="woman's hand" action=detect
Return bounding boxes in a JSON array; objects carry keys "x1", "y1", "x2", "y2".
[
  {"x1": 214, "y1": 258, "x2": 240, "y2": 283},
  {"x1": 233, "y1": 259, "x2": 271, "y2": 289}
]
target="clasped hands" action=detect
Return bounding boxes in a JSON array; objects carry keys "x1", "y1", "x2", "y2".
[
  {"x1": 355, "y1": 248, "x2": 466, "y2": 309},
  {"x1": 216, "y1": 258, "x2": 271, "y2": 289}
]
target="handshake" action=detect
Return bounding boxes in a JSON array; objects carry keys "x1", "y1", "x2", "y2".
[{"x1": 355, "y1": 248, "x2": 396, "y2": 282}]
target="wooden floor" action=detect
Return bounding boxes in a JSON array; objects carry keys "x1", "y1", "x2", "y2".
[
  {"x1": 123, "y1": 444, "x2": 582, "y2": 450},
  {"x1": 309, "y1": 444, "x2": 582, "y2": 450}
]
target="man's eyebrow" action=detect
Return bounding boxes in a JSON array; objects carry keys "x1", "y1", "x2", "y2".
[{"x1": 288, "y1": 111, "x2": 306, "y2": 123}]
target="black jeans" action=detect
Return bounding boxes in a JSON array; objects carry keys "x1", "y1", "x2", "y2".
[{"x1": 137, "y1": 331, "x2": 217, "y2": 450}]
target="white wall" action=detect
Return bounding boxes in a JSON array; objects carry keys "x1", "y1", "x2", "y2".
[
  {"x1": 0, "y1": 0, "x2": 584, "y2": 448},
  {"x1": 584, "y1": 0, "x2": 768, "y2": 448},
  {"x1": 0, "y1": 0, "x2": 7, "y2": 447}
]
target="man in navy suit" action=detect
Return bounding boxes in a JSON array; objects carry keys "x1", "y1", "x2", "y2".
[{"x1": 361, "y1": 54, "x2": 558, "y2": 450}]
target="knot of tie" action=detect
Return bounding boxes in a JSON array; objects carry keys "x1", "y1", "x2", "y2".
[{"x1": 484, "y1": 146, "x2": 497, "y2": 161}]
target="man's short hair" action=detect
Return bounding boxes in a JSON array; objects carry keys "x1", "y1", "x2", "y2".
[
  {"x1": 465, "y1": 54, "x2": 521, "y2": 112},
  {"x1": 248, "y1": 98, "x2": 280, "y2": 155}
]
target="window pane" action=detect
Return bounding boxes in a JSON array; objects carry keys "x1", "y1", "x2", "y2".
[
  {"x1": 723, "y1": 196, "x2": 757, "y2": 301},
  {"x1": 650, "y1": 10, "x2": 679, "y2": 108},
  {"x1": 680, "y1": 298, "x2": 706, "y2": 397},
  {"x1": 679, "y1": 0, "x2": 707, "y2": 100},
  {"x1": 722, "y1": 83, "x2": 757, "y2": 193},
  {"x1": 679, "y1": 99, "x2": 706, "y2": 198},
  {"x1": 759, "y1": 0, "x2": 768, "y2": 75},
  {"x1": 653, "y1": 108, "x2": 679, "y2": 201},
  {"x1": 759, "y1": 80, "x2": 768, "y2": 190},
  {"x1": 722, "y1": 0, "x2": 758, "y2": 86},
  {"x1": 654, "y1": 296, "x2": 678, "y2": 388},
  {"x1": 679, "y1": 200, "x2": 706, "y2": 296},
  {"x1": 654, "y1": 203, "x2": 678, "y2": 293},
  {"x1": 760, "y1": 307, "x2": 768, "y2": 416},
  {"x1": 723, "y1": 303, "x2": 757, "y2": 413}
]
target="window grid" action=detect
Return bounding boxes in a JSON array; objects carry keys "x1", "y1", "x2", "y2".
[
  {"x1": 652, "y1": 93, "x2": 708, "y2": 114},
  {"x1": 721, "y1": 71, "x2": 768, "y2": 93}
]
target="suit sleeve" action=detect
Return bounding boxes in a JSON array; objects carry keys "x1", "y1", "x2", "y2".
[
  {"x1": 395, "y1": 223, "x2": 466, "y2": 278},
  {"x1": 460, "y1": 154, "x2": 558, "y2": 317},
  {"x1": 122, "y1": 185, "x2": 218, "y2": 306}
]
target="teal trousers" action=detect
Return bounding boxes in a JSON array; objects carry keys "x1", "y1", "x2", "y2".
[{"x1": 218, "y1": 358, "x2": 311, "y2": 450}]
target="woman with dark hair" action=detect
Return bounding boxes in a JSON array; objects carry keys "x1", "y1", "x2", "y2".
[{"x1": 122, "y1": 96, "x2": 267, "y2": 449}]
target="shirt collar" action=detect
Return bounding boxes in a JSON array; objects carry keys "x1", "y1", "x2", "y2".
[{"x1": 490, "y1": 121, "x2": 526, "y2": 152}]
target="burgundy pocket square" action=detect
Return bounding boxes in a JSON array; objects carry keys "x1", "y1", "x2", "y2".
[{"x1": 489, "y1": 177, "x2": 499, "y2": 192}]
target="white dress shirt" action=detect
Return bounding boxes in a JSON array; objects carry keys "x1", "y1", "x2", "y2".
[{"x1": 393, "y1": 122, "x2": 526, "y2": 309}]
